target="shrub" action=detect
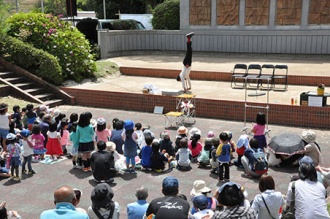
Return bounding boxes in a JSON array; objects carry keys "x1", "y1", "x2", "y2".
[
  {"x1": 152, "y1": 0, "x2": 180, "y2": 30},
  {"x1": 110, "y1": 19, "x2": 144, "y2": 30},
  {"x1": 5, "y1": 13, "x2": 97, "y2": 83},
  {"x1": 0, "y1": 36, "x2": 63, "y2": 85}
]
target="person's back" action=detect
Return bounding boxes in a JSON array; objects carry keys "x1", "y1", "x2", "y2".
[
  {"x1": 127, "y1": 187, "x2": 149, "y2": 219},
  {"x1": 90, "y1": 141, "x2": 115, "y2": 181},
  {"x1": 40, "y1": 185, "x2": 89, "y2": 219},
  {"x1": 287, "y1": 179, "x2": 329, "y2": 219},
  {"x1": 140, "y1": 136, "x2": 153, "y2": 168},
  {"x1": 110, "y1": 121, "x2": 124, "y2": 154}
]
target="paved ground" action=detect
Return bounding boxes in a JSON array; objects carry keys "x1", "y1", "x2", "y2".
[
  {"x1": 1, "y1": 105, "x2": 330, "y2": 218},
  {"x1": 1, "y1": 53, "x2": 330, "y2": 218}
]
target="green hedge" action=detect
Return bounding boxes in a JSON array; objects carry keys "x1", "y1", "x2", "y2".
[
  {"x1": 152, "y1": 0, "x2": 180, "y2": 30},
  {"x1": 0, "y1": 36, "x2": 63, "y2": 85},
  {"x1": 110, "y1": 19, "x2": 143, "y2": 30}
]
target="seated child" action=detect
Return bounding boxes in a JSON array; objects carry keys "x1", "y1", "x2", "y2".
[
  {"x1": 233, "y1": 135, "x2": 249, "y2": 168},
  {"x1": 190, "y1": 195, "x2": 215, "y2": 219},
  {"x1": 176, "y1": 138, "x2": 192, "y2": 170},
  {"x1": 197, "y1": 138, "x2": 213, "y2": 167},
  {"x1": 150, "y1": 141, "x2": 172, "y2": 172},
  {"x1": 139, "y1": 136, "x2": 153, "y2": 170},
  {"x1": 159, "y1": 131, "x2": 175, "y2": 157},
  {"x1": 210, "y1": 137, "x2": 220, "y2": 174}
]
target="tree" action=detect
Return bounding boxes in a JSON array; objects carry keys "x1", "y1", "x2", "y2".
[{"x1": 0, "y1": 0, "x2": 10, "y2": 38}]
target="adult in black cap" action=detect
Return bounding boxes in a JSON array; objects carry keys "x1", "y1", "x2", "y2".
[
  {"x1": 87, "y1": 183, "x2": 120, "y2": 219},
  {"x1": 145, "y1": 176, "x2": 190, "y2": 219},
  {"x1": 213, "y1": 182, "x2": 256, "y2": 218}
]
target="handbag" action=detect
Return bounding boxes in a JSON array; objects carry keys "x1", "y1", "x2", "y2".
[
  {"x1": 281, "y1": 181, "x2": 296, "y2": 219},
  {"x1": 5, "y1": 148, "x2": 16, "y2": 169},
  {"x1": 261, "y1": 195, "x2": 275, "y2": 219}
]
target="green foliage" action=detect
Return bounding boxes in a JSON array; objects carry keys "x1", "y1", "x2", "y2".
[
  {"x1": 0, "y1": 36, "x2": 63, "y2": 85},
  {"x1": 152, "y1": 0, "x2": 179, "y2": 30},
  {"x1": 6, "y1": 13, "x2": 97, "y2": 83},
  {"x1": 0, "y1": 0, "x2": 10, "y2": 38},
  {"x1": 110, "y1": 19, "x2": 144, "y2": 30}
]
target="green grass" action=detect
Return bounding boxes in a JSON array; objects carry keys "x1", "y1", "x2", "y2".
[
  {"x1": 95, "y1": 60, "x2": 119, "y2": 78},
  {"x1": 0, "y1": 96, "x2": 38, "y2": 110}
]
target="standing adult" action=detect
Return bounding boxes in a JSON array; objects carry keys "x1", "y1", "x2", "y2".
[
  {"x1": 145, "y1": 176, "x2": 190, "y2": 219},
  {"x1": 39, "y1": 114, "x2": 52, "y2": 148},
  {"x1": 286, "y1": 163, "x2": 330, "y2": 219},
  {"x1": 40, "y1": 185, "x2": 89, "y2": 219},
  {"x1": 90, "y1": 141, "x2": 116, "y2": 183},
  {"x1": 0, "y1": 103, "x2": 11, "y2": 151},
  {"x1": 177, "y1": 33, "x2": 194, "y2": 93},
  {"x1": 251, "y1": 175, "x2": 284, "y2": 219},
  {"x1": 127, "y1": 187, "x2": 149, "y2": 219}
]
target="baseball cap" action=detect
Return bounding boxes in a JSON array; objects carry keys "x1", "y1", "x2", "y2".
[
  {"x1": 192, "y1": 195, "x2": 208, "y2": 210},
  {"x1": 20, "y1": 129, "x2": 30, "y2": 137},
  {"x1": 162, "y1": 176, "x2": 179, "y2": 194}
]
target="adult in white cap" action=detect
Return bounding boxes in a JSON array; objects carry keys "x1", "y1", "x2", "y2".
[{"x1": 301, "y1": 130, "x2": 322, "y2": 166}]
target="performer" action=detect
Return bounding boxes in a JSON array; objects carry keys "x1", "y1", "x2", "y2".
[{"x1": 177, "y1": 32, "x2": 194, "y2": 93}]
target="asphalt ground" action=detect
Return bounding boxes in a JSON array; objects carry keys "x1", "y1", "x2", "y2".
[{"x1": 1, "y1": 105, "x2": 330, "y2": 218}]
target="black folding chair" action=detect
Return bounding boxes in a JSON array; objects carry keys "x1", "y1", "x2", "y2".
[
  {"x1": 231, "y1": 64, "x2": 248, "y2": 88},
  {"x1": 259, "y1": 64, "x2": 275, "y2": 90},
  {"x1": 273, "y1": 65, "x2": 288, "y2": 91},
  {"x1": 245, "y1": 64, "x2": 262, "y2": 89}
]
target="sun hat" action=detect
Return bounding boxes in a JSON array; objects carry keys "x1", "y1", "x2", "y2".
[
  {"x1": 6, "y1": 133, "x2": 16, "y2": 140},
  {"x1": 97, "y1": 117, "x2": 106, "y2": 125},
  {"x1": 236, "y1": 134, "x2": 249, "y2": 149},
  {"x1": 207, "y1": 131, "x2": 215, "y2": 138},
  {"x1": 162, "y1": 176, "x2": 179, "y2": 194},
  {"x1": 217, "y1": 182, "x2": 244, "y2": 206},
  {"x1": 105, "y1": 141, "x2": 116, "y2": 152},
  {"x1": 53, "y1": 109, "x2": 61, "y2": 118},
  {"x1": 190, "y1": 180, "x2": 212, "y2": 196},
  {"x1": 20, "y1": 129, "x2": 30, "y2": 137},
  {"x1": 39, "y1": 105, "x2": 49, "y2": 111},
  {"x1": 192, "y1": 195, "x2": 209, "y2": 210},
  {"x1": 189, "y1": 127, "x2": 201, "y2": 138},
  {"x1": 177, "y1": 126, "x2": 188, "y2": 135},
  {"x1": 124, "y1": 120, "x2": 134, "y2": 130},
  {"x1": 91, "y1": 183, "x2": 114, "y2": 208},
  {"x1": 302, "y1": 130, "x2": 316, "y2": 143}
]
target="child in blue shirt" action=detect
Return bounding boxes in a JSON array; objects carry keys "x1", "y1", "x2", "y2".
[
  {"x1": 216, "y1": 132, "x2": 231, "y2": 182},
  {"x1": 139, "y1": 136, "x2": 153, "y2": 170}
]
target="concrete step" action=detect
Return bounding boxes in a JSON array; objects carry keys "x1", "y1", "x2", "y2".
[
  {"x1": 4, "y1": 77, "x2": 26, "y2": 83},
  {"x1": 0, "y1": 72, "x2": 15, "y2": 78},
  {"x1": 25, "y1": 88, "x2": 44, "y2": 95},
  {"x1": 34, "y1": 93, "x2": 54, "y2": 101},
  {"x1": 43, "y1": 99, "x2": 64, "y2": 108}
]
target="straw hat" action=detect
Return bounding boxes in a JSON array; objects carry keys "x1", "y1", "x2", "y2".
[
  {"x1": 177, "y1": 126, "x2": 188, "y2": 135},
  {"x1": 106, "y1": 141, "x2": 116, "y2": 152}
]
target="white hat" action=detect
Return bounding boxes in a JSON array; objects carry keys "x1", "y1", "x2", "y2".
[
  {"x1": 97, "y1": 117, "x2": 106, "y2": 125},
  {"x1": 53, "y1": 109, "x2": 61, "y2": 117},
  {"x1": 302, "y1": 130, "x2": 316, "y2": 143},
  {"x1": 189, "y1": 127, "x2": 201, "y2": 138},
  {"x1": 106, "y1": 141, "x2": 116, "y2": 152},
  {"x1": 190, "y1": 180, "x2": 211, "y2": 196}
]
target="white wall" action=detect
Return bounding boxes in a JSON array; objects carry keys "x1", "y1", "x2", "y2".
[{"x1": 119, "y1": 14, "x2": 153, "y2": 30}]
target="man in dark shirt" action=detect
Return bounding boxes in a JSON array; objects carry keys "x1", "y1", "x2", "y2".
[
  {"x1": 145, "y1": 176, "x2": 190, "y2": 219},
  {"x1": 90, "y1": 141, "x2": 116, "y2": 183}
]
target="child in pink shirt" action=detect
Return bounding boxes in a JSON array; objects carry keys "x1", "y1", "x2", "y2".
[
  {"x1": 31, "y1": 124, "x2": 46, "y2": 160},
  {"x1": 95, "y1": 118, "x2": 111, "y2": 143},
  {"x1": 59, "y1": 119, "x2": 70, "y2": 155},
  {"x1": 251, "y1": 112, "x2": 267, "y2": 152}
]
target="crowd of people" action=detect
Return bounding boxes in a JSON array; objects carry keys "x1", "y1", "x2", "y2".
[{"x1": 0, "y1": 102, "x2": 329, "y2": 218}]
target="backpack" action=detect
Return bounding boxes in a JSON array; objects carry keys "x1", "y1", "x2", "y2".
[
  {"x1": 253, "y1": 149, "x2": 268, "y2": 174},
  {"x1": 92, "y1": 202, "x2": 115, "y2": 219}
]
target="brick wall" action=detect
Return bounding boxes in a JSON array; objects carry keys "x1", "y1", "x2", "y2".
[
  {"x1": 61, "y1": 87, "x2": 330, "y2": 129},
  {"x1": 120, "y1": 66, "x2": 330, "y2": 86}
]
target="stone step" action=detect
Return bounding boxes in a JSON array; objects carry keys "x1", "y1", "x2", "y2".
[
  {"x1": 4, "y1": 77, "x2": 26, "y2": 83},
  {"x1": 15, "y1": 82, "x2": 34, "y2": 89},
  {"x1": 0, "y1": 72, "x2": 15, "y2": 78}
]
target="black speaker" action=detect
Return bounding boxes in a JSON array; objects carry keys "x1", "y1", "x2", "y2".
[{"x1": 66, "y1": 0, "x2": 77, "y2": 16}]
